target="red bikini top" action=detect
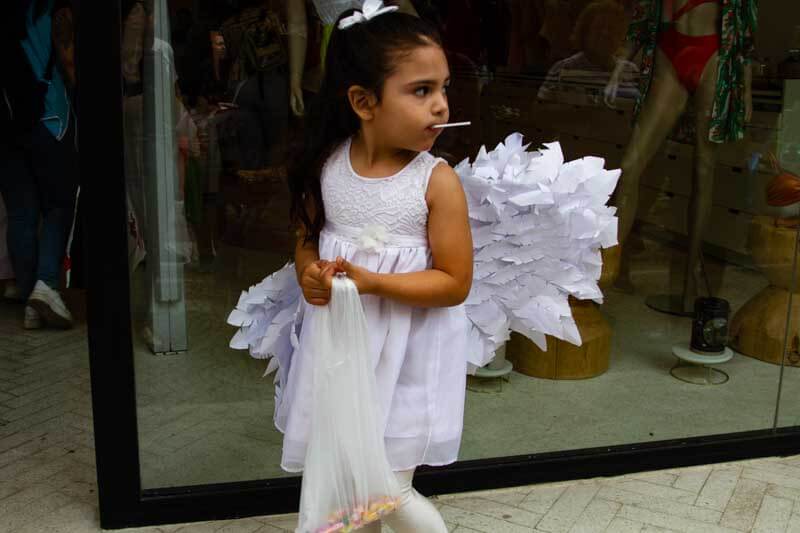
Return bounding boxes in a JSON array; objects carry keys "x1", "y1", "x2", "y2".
[{"x1": 671, "y1": 0, "x2": 719, "y2": 21}]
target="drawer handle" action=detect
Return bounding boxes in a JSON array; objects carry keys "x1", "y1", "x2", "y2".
[
  {"x1": 667, "y1": 154, "x2": 678, "y2": 161},
  {"x1": 732, "y1": 166, "x2": 743, "y2": 174},
  {"x1": 728, "y1": 208, "x2": 741, "y2": 215},
  {"x1": 616, "y1": 144, "x2": 623, "y2": 150}
]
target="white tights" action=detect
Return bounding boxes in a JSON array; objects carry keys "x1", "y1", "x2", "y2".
[{"x1": 361, "y1": 469, "x2": 448, "y2": 532}]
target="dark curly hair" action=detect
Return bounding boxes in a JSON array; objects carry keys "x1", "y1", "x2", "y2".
[{"x1": 289, "y1": 10, "x2": 443, "y2": 243}]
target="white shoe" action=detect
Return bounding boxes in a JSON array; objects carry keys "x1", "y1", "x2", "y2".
[
  {"x1": 28, "y1": 281, "x2": 73, "y2": 329},
  {"x1": 24, "y1": 305, "x2": 42, "y2": 330},
  {"x1": 3, "y1": 281, "x2": 23, "y2": 302}
]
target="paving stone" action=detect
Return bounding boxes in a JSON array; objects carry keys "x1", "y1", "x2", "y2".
[
  {"x1": 629, "y1": 471, "x2": 679, "y2": 488},
  {"x1": 719, "y1": 477, "x2": 768, "y2": 531},
  {"x1": 443, "y1": 495, "x2": 544, "y2": 528},
  {"x1": 616, "y1": 505, "x2": 740, "y2": 533},
  {"x1": 566, "y1": 497, "x2": 619, "y2": 532},
  {"x1": 752, "y1": 495, "x2": 794, "y2": 533},
  {"x1": 787, "y1": 513, "x2": 800, "y2": 533},
  {"x1": 519, "y1": 483, "x2": 570, "y2": 515},
  {"x1": 672, "y1": 467, "x2": 712, "y2": 494},
  {"x1": 604, "y1": 518, "x2": 645, "y2": 532},
  {"x1": 596, "y1": 485, "x2": 722, "y2": 523},
  {"x1": 537, "y1": 483, "x2": 601, "y2": 533},
  {"x1": 696, "y1": 467, "x2": 741, "y2": 511},
  {"x1": 609, "y1": 479, "x2": 697, "y2": 505},
  {"x1": 439, "y1": 503, "x2": 534, "y2": 532}
]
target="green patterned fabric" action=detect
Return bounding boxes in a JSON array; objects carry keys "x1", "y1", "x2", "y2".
[{"x1": 626, "y1": 0, "x2": 757, "y2": 143}]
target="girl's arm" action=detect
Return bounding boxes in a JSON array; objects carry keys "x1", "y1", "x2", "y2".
[
  {"x1": 294, "y1": 199, "x2": 336, "y2": 306},
  {"x1": 329, "y1": 164, "x2": 473, "y2": 308},
  {"x1": 296, "y1": 231, "x2": 336, "y2": 306},
  {"x1": 295, "y1": 228, "x2": 320, "y2": 282}
]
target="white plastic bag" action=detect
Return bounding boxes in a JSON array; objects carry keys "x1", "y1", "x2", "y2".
[{"x1": 297, "y1": 275, "x2": 401, "y2": 533}]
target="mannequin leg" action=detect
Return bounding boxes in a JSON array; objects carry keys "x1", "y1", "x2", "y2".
[
  {"x1": 682, "y1": 53, "x2": 721, "y2": 312},
  {"x1": 615, "y1": 50, "x2": 689, "y2": 289}
]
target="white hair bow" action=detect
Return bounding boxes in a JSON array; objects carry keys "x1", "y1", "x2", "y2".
[{"x1": 338, "y1": 0, "x2": 399, "y2": 29}]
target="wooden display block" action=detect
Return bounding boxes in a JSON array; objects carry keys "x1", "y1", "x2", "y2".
[
  {"x1": 599, "y1": 245, "x2": 621, "y2": 289},
  {"x1": 731, "y1": 286, "x2": 800, "y2": 366},
  {"x1": 731, "y1": 217, "x2": 800, "y2": 366},
  {"x1": 507, "y1": 299, "x2": 611, "y2": 380},
  {"x1": 747, "y1": 216, "x2": 800, "y2": 290}
]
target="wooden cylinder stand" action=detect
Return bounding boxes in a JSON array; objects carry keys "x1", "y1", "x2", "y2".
[
  {"x1": 730, "y1": 216, "x2": 800, "y2": 366},
  {"x1": 506, "y1": 298, "x2": 611, "y2": 379},
  {"x1": 599, "y1": 245, "x2": 621, "y2": 290}
]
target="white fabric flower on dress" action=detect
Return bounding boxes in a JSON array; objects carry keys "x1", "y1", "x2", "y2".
[
  {"x1": 358, "y1": 224, "x2": 389, "y2": 253},
  {"x1": 338, "y1": 0, "x2": 399, "y2": 29}
]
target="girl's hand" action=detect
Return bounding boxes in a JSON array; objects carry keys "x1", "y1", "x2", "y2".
[
  {"x1": 300, "y1": 260, "x2": 333, "y2": 306},
  {"x1": 320, "y1": 257, "x2": 376, "y2": 295}
]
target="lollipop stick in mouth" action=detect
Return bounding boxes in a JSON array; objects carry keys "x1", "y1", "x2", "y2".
[{"x1": 431, "y1": 121, "x2": 472, "y2": 129}]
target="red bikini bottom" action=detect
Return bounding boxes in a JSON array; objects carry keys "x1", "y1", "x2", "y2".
[{"x1": 657, "y1": 28, "x2": 720, "y2": 93}]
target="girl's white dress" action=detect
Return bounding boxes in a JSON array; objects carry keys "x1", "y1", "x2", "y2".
[
  {"x1": 229, "y1": 134, "x2": 621, "y2": 472},
  {"x1": 245, "y1": 138, "x2": 469, "y2": 473}
]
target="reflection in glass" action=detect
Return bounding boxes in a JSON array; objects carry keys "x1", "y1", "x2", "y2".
[
  {"x1": 538, "y1": 0, "x2": 639, "y2": 108},
  {"x1": 119, "y1": 0, "x2": 800, "y2": 491}
]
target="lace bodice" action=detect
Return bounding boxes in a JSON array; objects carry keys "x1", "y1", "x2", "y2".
[{"x1": 321, "y1": 138, "x2": 445, "y2": 245}]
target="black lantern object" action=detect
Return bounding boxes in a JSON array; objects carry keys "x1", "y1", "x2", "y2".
[{"x1": 690, "y1": 297, "x2": 730, "y2": 354}]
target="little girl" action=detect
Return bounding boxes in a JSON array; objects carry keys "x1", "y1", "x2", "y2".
[{"x1": 283, "y1": 3, "x2": 472, "y2": 531}]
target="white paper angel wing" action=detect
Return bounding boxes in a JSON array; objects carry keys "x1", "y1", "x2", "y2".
[
  {"x1": 226, "y1": 263, "x2": 303, "y2": 393},
  {"x1": 459, "y1": 134, "x2": 620, "y2": 373}
]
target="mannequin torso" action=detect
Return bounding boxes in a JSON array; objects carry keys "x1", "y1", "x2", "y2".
[
  {"x1": 664, "y1": 0, "x2": 719, "y2": 36},
  {"x1": 657, "y1": 0, "x2": 721, "y2": 92}
]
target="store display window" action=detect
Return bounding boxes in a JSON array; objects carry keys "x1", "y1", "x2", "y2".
[{"x1": 62, "y1": 0, "x2": 800, "y2": 527}]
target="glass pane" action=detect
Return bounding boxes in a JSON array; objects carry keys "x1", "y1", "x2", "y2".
[
  {"x1": 457, "y1": 0, "x2": 793, "y2": 458},
  {"x1": 123, "y1": 0, "x2": 295, "y2": 488},
  {"x1": 774, "y1": 58, "x2": 800, "y2": 428},
  {"x1": 121, "y1": 0, "x2": 797, "y2": 490}
]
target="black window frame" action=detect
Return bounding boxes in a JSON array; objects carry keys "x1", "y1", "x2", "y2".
[{"x1": 75, "y1": 0, "x2": 800, "y2": 528}]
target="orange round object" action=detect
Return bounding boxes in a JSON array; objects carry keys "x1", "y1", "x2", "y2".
[{"x1": 767, "y1": 171, "x2": 800, "y2": 207}]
